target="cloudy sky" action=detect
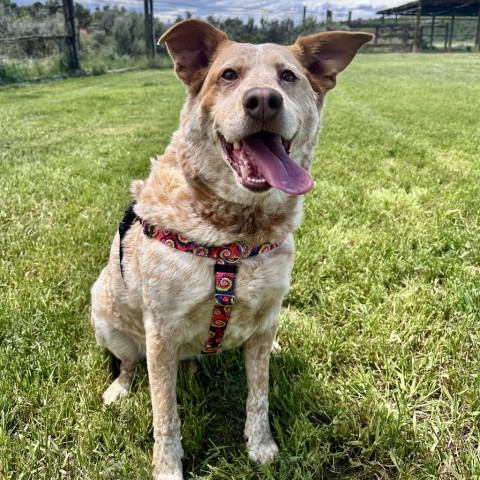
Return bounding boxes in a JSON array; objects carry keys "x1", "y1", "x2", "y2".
[{"x1": 15, "y1": 0, "x2": 406, "y2": 22}]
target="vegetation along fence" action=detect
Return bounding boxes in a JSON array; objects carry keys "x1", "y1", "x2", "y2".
[{"x1": 0, "y1": 0, "x2": 478, "y2": 85}]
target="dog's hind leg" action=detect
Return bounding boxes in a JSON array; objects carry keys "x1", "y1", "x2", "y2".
[
  {"x1": 270, "y1": 340, "x2": 282, "y2": 355},
  {"x1": 91, "y1": 274, "x2": 143, "y2": 404},
  {"x1": 102, "y1": 357, "x2": 136, "y2": 405},
  {"x1": 93, "y1": 312, "x2": 142, "y2": 404}
]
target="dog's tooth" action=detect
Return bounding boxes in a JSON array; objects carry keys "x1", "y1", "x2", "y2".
[
  {"x1": 240, "y1": 166, "x2": 249, "y2": 179},
  {"x1": 234, "y1": 142, "x2": 241, "y2": 150}
]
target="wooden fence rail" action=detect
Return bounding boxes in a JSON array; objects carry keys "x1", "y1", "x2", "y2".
[{"x1": 0, "y1": 35, "x2": 71, "y2": 44}]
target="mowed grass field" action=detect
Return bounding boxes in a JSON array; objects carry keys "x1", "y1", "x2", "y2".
[{"x1": 1, "y1": 54, "x2": 480, "y2": 479}]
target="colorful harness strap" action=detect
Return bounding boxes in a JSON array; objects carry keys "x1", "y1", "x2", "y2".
[{"x1": 142, "y1": 221, "x2": 283, "y2": 355}]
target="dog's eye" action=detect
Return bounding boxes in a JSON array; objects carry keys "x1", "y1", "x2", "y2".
[
  {"x1": 280, "y1": 70, "x2": 296, "y2": 82},
  {"x1": 222, "y1": 69, "x2": 238, "y2": 81}
]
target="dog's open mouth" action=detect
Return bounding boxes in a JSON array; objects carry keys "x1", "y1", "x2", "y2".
[{"x1": 220, "y1": 131, "x2": 314, "y2": 195}]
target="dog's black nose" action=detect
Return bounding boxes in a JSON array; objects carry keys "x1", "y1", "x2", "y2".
[{"x1": 242, "y1": 88, "x2": 283, "y2": 121}]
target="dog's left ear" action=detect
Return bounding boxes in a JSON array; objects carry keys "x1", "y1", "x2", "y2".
[
  {"x1": 290, "y1": 31, "x2": 374, "y2": 91},
  {"x1": 159, "y1": 19, "x2": 228, "y2": 90}
]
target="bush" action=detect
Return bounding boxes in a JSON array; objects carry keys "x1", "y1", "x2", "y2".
[
  {"x1": 112, "y1": 12, "x2": 144, "y2": 56},
  {"x1": 113, "y1": 16, "x2": 131, "y2": 55},
  {"x1": 131, "y1": 38, "x2": 144, "y2": 57}
]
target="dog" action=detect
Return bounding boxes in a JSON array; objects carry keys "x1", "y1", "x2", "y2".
[{"x1": 91, "y1": 19, "x2": 373, "y2": 479}]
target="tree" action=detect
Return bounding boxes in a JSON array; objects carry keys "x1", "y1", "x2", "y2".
[{"x1": 75, "y1": 3, "x2": 91, "y2": 30}]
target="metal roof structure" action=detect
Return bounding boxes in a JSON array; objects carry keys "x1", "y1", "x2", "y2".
[
  {"x1": 378, "y1": 0, "x2": 480, "y2": 17},
  {"x1": 377, "y1": 0, "x2": 480, "y2": 52}
]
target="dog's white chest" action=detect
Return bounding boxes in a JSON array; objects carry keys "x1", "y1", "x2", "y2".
[{"x1": 140, "y1": 239, "x2": 294, "y2": 356}]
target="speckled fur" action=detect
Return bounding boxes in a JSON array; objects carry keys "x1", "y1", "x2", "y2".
[{"x1": 90, "y1": 20, "x2": 372, "y2": 479}]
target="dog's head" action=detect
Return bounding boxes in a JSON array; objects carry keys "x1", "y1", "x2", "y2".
[{"x1": 159, "y1": 20, "x2": 372, "y2": 202}]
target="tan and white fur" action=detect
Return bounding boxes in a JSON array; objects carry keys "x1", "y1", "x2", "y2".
[{"x1": 91, "y1": 20, "x2": 373, "y2": 480}]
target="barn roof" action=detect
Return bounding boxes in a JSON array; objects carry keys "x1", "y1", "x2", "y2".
[{"x1": 378, "y1": 0, "x2": 480, "y2": 16}]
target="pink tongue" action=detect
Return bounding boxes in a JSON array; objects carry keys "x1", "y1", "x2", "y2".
[{"x1": 242, "y1": 134, "x2": 314, "y2": 195}]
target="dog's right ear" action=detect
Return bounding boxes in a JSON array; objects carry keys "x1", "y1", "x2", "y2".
[{"x1": 159, "y1": 20, "x2": 228, "y2": 90}]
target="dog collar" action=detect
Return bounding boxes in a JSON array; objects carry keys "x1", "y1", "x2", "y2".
[{"x1": 141, "y1": 221, "x2": 283, "y2": 354}]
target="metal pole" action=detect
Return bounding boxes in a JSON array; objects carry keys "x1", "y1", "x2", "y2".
[
  {"x1": 413, "y1": 0, "x2": 422, "y2": 53},
  {"x1": 448, "y1": 14, "x2": 455, "y2": 51},
  {"x1": 430, "y1": 15, "x2": 435, "y2": 49},
  {"x1": 475, "y1": 6, "x2": 480, "y2": 52}
]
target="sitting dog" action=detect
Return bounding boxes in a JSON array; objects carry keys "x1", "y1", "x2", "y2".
[{"x1": 91, "y1": 19, "x2": 372, "y2": 479}]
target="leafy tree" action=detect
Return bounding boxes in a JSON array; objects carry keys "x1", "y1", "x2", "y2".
[
  {"x1": 75, "y1": 3, "x2": 91, "y2": 29},
  {"x1": 0, "y1": 0, "x2": 18, "y2": 12},
  {"x1": 45, "y1": 0, "x2": 61, "y2": 14}
]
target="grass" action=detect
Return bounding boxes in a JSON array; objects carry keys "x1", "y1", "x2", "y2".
[{"x1": 1, "y1": 53, "x2": 480, "y2": 479}]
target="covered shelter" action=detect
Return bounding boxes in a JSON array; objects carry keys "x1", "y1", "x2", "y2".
[{"x1": 377, "y1": 0, "x2": 480, "y2": 52}]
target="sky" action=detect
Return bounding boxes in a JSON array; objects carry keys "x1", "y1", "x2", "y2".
[{"x1": 14, "y1": 0, "x2": 406, "y2": 22}]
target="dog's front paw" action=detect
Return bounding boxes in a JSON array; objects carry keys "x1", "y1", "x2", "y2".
[
  {"x1": 247, "y1": 436, "x2": 279, "y2": 464},
  {"x1": 153, "y1": 472, "x2": 183, "y2": 480},
  {"x1": 153, "y1": 443, "x2": 184, "y2": 480},
  {"x1": 153, "y1": 461, "x2": 183, "y2": 480}
]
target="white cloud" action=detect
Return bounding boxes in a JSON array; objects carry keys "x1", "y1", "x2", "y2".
[
  {"x1": 14, "y1": 0, "x2": 406, "y2": 22},
  {"x1": 155, "y1": 0, "x2": 404, "y2": 22},
  {"x1": 155, "y1": 0, "x2": 408, "y2": 22}
]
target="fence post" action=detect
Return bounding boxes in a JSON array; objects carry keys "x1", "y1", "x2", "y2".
[
  {"x1": 62, "y1": 0, "x2": 80, "y2": 70},
  {"x1": 144, "y1": 0, "x2": 155, "y2": 57},
  {"x1": 326, "y1": 10, "x2": 332, "y2": 25},
  {"x1": 149, "y1": 0, "x2": 156, "y2": 57}
]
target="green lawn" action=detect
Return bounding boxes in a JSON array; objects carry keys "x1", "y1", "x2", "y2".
[{"x1": 1, "y1": 54, "x2": 480, "y2": 479}]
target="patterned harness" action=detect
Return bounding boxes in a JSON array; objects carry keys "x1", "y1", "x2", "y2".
[{"x1": 119, "y1": 201, "x2": 283, "y2": 355}]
